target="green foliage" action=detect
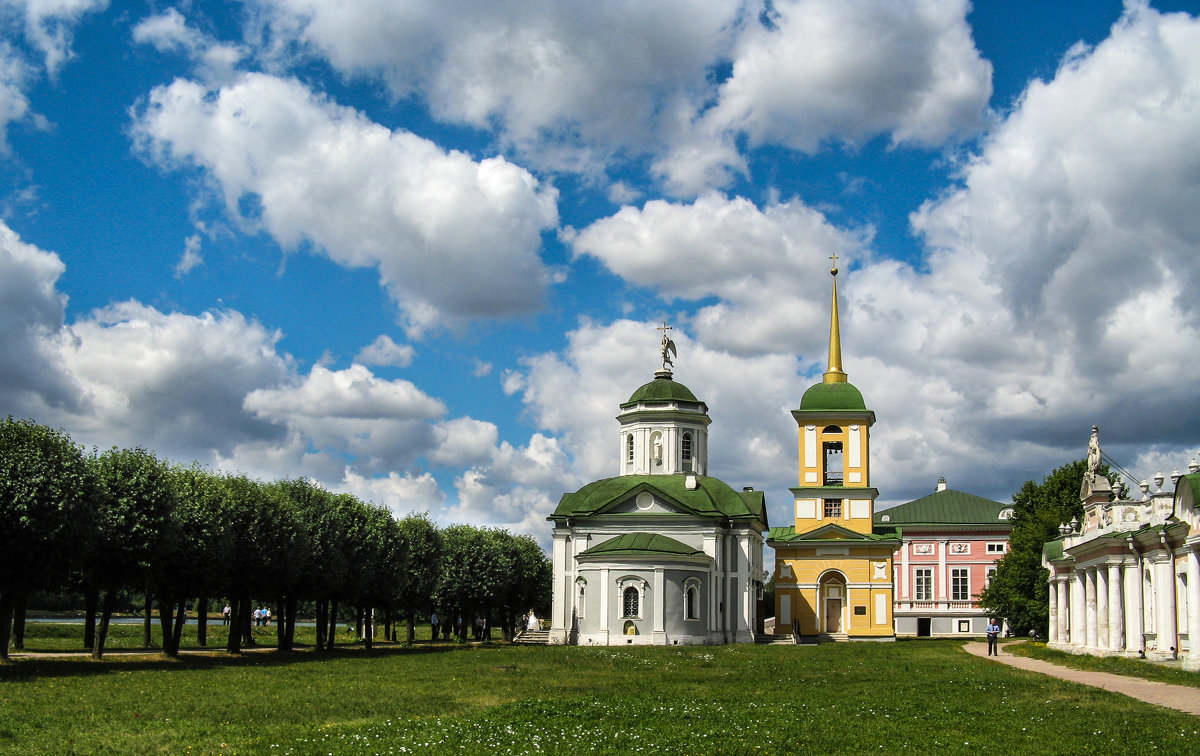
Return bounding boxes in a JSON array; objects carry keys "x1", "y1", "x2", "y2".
[
  {"x1": 979, "y1": 459, "x2": 1094, "y2": 637},
  {"x1": 0, "y1": 417, "x2": 97, "y2": 592}
]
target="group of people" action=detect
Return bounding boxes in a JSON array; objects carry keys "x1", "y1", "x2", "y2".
[
  {"x1": 427, "y1": 612, "x2": 512, "y2": 641},
  {"x1": 218, "y1": 603, "x2": 272, "y2": 627}
]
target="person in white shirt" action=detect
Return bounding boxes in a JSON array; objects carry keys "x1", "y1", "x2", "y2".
[{"x1": 986, "y1": 619, "x2": 1001, "y2": 656}]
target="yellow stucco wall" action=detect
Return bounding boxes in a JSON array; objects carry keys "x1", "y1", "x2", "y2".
[{"x1": 774, "y1": 545, "x2": 894, "y2": 636}]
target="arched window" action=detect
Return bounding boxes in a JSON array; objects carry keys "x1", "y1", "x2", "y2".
[
  {"x1": 684, "y1": 579, "x2": 701, "y2": 621},
  {"x1": 822, "y1": 440, "x2": 844, "y2": 486},
  {"x1": 626, "y1": 434, "x2": 634, "y2": 464},
  {"x1": 682, "y1": 432, "x2": 693, "y2": 471},
  {"x1": 575, "y1": 578, "x2": 587, "y2": 619},
  {"x1": 622, "y1": 586, "x2": 640, "y2": 618}
]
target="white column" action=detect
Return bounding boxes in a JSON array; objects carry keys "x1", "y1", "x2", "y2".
[
  {"x1": 1188, "y1": 549, "x2": 1200, "y2": 663},
  {"x1": 549, "y1": 533, "x2": 568, "y2": 642},
  {"x1": 1047, "y1": 576, "x2": 1059, "y2": 644},
  {"x1": 1124, "y1": 560, "x2": 1143, "y2": 654},
  {"x1": 1156, "y1": 558, "x2": 1177, "y2": 657},
  {"x1": 901, "y1": 540, "x2": 909, "y2": 600},
  {"x1": 1071, "y1": 571, "x2": 1086, "y2": 646},
  {"x1": 938, "y1": 540, "x2": 948, "y2": 601},
  {"x1": 1057, "y1": 578, "x2": 1070, "y2": 644},
  {"x1": 599, "y1": 567, "x2": 610, "y2": 644},
  {"x1": 1096, "y1": 566, "x2": 1109, "y2": 650},
  {"x1": 653, "y1": 567, "x2": 665, "y2": 644},
  {"x1": 1085, "y1": 568, "x2": 1099, "y2": 649},
  {"x1": 1108, "y1": 563, "x2": 1124, "y2": 652}
]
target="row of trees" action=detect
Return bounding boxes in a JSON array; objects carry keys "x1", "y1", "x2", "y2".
[{"x1": 0, "y1": 417, "x2": 551, "y2": 660}]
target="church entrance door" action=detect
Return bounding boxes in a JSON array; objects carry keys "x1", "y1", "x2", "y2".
[{"x1": 819, "y1": 572, "x2": 847, "y2": 635}]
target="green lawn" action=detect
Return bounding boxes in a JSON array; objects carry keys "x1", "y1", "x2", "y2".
[
  {"x1": 1006, "y1": 640, "x2": 1200, "y2": 689},
  {"x1": 1, "y1": 635, "x2": 1197, "y2": 754}
]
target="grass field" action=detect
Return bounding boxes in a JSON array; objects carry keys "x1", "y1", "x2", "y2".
[
  {"x1": 2, "y1": 629, "x2": 1198, "y2": 755},
  {"x1": 1007, "y1": 641, "x2": 1200, "y2": 689}
]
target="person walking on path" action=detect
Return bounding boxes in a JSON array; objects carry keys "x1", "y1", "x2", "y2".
[
  {"x1": 964, "y1": 641, "x2": 1200, "y2": 718},
  {"x1": 986, "y1": 618, "x2": 1001, "y2": 656}
]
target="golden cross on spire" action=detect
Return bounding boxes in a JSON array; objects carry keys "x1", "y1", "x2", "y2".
[{"x1": 829, "y1": 252, "x2": 840, "y2": 275}]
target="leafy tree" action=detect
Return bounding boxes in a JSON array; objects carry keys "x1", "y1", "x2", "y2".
[
  {"x1": 272, "y1": 478, "x2": 345, "y2": 651},
  {"x1": 396, "y1": 513, "x2": 442, "y2": 643},
  {"x1": 979, "y1": 458, "x2": 1094, "y2": 637},
  {"x1": 493, "y1": 531, "x2": 551, "y2": 641},
  {"x1": 0, "y1": 418, "x2": 96, "y2": 660},
  {"x1": 166, "y1": 465, "x2": 235, "y2": 649},
  {"x1": 90, "y1": 447, "x2": 177, "y2": 658}
]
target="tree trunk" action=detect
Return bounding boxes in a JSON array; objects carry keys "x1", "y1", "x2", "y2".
[
  {"x1": 407, "y1": 608, "x2": 416, "y2": 643},
  {"x1": 226, "y1": 597, "x2": 242, "y2": 653},
  {"x1": 12, "y1": 593, "x2": 26, "y2": 650},
  {"x1": 158, "y1": 595, "x2": 176, "y2": 658},
  {"x1": 0, "y1": 592, "x2": 14, "y2": 661},
  {"x1": 84, "y1": 588, "x2": 98, "y2": 649},
  {"x1": 363, "y1": 607, "x2": 373, "y2": 650},
  {"x1": 326, "y1": 600, "x2": 338, "y2": 651},
  {"x1": 355, "y1": 607, "x2": 363, "y2": 640},
  {"x1": 241, "y1": 598, "x2": 254, "y2": 647},
  {"x1": 171, "y1": 603, "x2": 186, "y2": 654},
  {"x1": 197, "y1": 596, "x2": 208, "y2": 647},
  {"x1": 143, "y1": 595, "x2": 153, "y2": 648},
  {"x1": 92, "y1": 589, "x2": 116, "y2": 660},
  {"x1": 285, "y1": 595, "x2": 297, "y2": 650},
  {"x1": 315, "y1": 599, "x2": 327, "y2": 651}
]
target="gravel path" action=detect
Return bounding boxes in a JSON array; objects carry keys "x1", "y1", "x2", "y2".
[{"x1": 963, "y1": 641, "x2": 1200, "y2": 717}]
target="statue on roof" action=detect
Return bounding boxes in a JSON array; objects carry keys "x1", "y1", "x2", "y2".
[
  {"x1": 658, "y1": 320, "x2": 676, "y2": 370},
  {"x1": 1086, "y1": 425, "x2": 1101, "y2": 481}
]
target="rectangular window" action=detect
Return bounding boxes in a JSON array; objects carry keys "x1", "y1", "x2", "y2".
[
  {"x1": 823, "y1": 499, "x2": 842, "y2": 518},
  {"x1": 986, "y1": 567, "x2": 997, "y2": 586},
  {"x1": 914, "y1": 568, "x2": 932, "y2": 601},
  {"x1": 986, "y1": 542, "x2": 1006, "y2": 554},
  {"x1": 951, "y1": 568, "x2": 970, "y2": 601},
  {"x1": 958, "y1": 619, "x2": 970, "y2": 633}
]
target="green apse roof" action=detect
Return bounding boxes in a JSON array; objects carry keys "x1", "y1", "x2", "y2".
[
  {"x1": 550, "y1": 474, "x2": 766, "y2": 524},
  {"x1": 798, "y1": 381, "x2": 866, "y2": 411},
  {"x1": 874, "y1": 488, "x2": 1010, "y2": 527},
  {"x1": 621, "y1": 375, "x2": 700, "y2": 407},
  {"x1": 579, "y1": 533, "x2": 706, "y2": 558}
]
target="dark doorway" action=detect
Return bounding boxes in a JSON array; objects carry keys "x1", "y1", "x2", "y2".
[{"x1": 917, "y1": 617, "x2": 931, "y2": 637}]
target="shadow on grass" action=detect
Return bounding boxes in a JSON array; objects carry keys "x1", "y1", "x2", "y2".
[{"x1": 0, "y1": 639, "x2": 506, "y2": 681}]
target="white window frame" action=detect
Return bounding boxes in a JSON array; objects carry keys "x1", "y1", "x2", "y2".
[
  {"x1": 914, "y1": 568, "x2": 933, "y2": 601},
  {"x1": 626, "y1": 434, "x2": 634, "y2": 463},
  {"x1": 617, "y1": 577, "x2": 646, "y2": 620},
  {"x1": 951, "y1": 567, "x2": 970, "y2": 601},
  {"x1": 986, "y1": 542, "x2": 1006, "y2": 554}
]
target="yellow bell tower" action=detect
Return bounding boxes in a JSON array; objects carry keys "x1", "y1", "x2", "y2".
[{"x1": 769, "y1": 257, "x2": 898, "y2": 640}]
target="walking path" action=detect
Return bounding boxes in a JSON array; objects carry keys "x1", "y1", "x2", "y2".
[{"x1": 963, "y1": 641, "x2": 1200, "y2": 717}]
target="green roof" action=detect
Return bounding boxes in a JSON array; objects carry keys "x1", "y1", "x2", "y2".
[
  {"x1": 798, "y1": 381, "x2": 866, "y2": 411},
  {"x1": 874, "y1": 488, "x2": 1011, "y2": 527},
  {"x1": 768, "y1": 524, "x2": 899, "y2": 543},
  {"x1": 622, "y1": 375, "x2": 699, "y2": 407},
  {"x1": 579, "y1": 532, "x2": 705, "y2": 558},
  {"x1": 551, "y1": 474, "x2": 766, "y2": 524}
]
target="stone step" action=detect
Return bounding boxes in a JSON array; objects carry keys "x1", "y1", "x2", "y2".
[{"x1": 513, "y1": 630, "x2": 550, "y2": 645}]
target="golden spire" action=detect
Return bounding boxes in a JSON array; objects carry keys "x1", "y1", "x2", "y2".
[{"x1": 823, "y1": 254, "x2": 847, "y2": 384}]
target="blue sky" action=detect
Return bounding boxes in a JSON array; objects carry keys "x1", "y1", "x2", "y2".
[{"x1": 2, "y1": 0, "x2": 1199, "y2": 543}]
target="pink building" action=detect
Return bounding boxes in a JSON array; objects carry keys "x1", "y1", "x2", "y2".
[{"x1": 874, "y1": 478, "x2": 1014, "y2": 637}]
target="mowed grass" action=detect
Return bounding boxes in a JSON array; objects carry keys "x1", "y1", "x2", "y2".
[
  {"x1": 1007, "y1": 640, "x2": 1200, "y2": 689},
  {"x1": 1, "y1": 636, "x2": 1198, "y2": 755}
]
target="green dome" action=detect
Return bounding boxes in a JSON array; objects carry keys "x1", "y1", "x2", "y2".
[
  {"x1": 624, "y1": 376, "x2": 699, "y2": 405},
  {"x1": 799, "y1": 381, "x2": 866, "y2": 411}
]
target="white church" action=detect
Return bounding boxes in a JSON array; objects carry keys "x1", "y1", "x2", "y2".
[
  {"x1": 546, "y1": 329, "x2": 768, "y2": 645},
  {"x1": 1044, "y1": 427, "x2": 1200, "y2": 669}
]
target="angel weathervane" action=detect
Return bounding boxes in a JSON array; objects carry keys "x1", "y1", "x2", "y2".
[{"x1": 658, "y1": 320, "x2": 676, "y2": 370}]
